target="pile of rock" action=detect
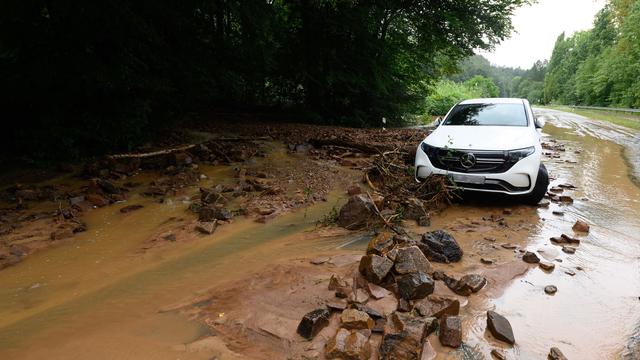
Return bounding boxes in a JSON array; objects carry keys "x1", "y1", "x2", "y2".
[{"x1": 296, "y1": 230, "x2": 506, "y2": 359}]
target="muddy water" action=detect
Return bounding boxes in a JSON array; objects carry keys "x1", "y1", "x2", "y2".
[
  {"x1": 0, "y1": 164, "x2": 353, "y2": 359},
  {"x1": 456, "y1": 109, "x2": 640, "y2": 359}
]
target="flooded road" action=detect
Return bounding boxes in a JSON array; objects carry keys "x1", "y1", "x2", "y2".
[
  {"x1": 0, "y1": 108, "x2": 639, "y2": 359},
  {"x1": 460, "y1": 108, "x2": 640, "y2": 359}
]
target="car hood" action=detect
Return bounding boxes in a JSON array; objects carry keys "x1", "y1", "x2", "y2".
[{"x1": 425, "y1": 125, "x2": 538, "y2": 151}]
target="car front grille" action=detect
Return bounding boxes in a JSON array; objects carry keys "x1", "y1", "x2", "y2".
[{"x1": 424, "y1": 146, "x2": 516, "y2": 173}]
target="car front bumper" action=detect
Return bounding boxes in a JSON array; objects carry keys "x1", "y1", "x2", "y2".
[{"x1": 414, "y1": 145, "x2": 541, "y2": 195}]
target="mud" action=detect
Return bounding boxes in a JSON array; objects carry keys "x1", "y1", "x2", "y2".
[{"x1": 1, "y1": 111, "x2": 639, "y2": 359}]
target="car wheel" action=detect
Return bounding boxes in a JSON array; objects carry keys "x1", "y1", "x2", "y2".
[{"x1": 520, "y1": 163, "x2": 549, "y2": 205}]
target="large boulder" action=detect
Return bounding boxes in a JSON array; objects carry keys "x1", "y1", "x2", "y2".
[
  {"x1": 439, "y1": 315, "x2": 462, "y2": 348},
  {"x1": 338, "y1": 194, "x2": 377, "y2": 230},
  {"x1": 393, "y1": 246, "x2": 431, "y2": 275},
  {"x1": 297, "y1": 308, "x2": 331, "y2": 340},
  {"x1": 359, "y1": 254, "x2": 393, "y2": 284},
  {"x1": 325, "y1": 328, "x2": 371, "y2": 360},
  {"x1": 397, "y1": 271, "x2": 435, "y2": 300},
  {"x1": 418, "y1": 230, "x2": 463, "y2": 263},
  {"x1": 486, "y1": 310, "x2": 515, "y2": 345}
]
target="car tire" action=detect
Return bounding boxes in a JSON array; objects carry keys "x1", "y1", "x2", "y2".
[{"x1": 520, "y1": 163, "x2": 549, "y2": 205}]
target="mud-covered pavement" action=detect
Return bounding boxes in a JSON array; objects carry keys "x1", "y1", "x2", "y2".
[{"x1": 0, "y1": 110, "x2": 639, "y2": 359}]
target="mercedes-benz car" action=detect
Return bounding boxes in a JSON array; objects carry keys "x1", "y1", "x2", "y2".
[{"x1": 414, "y1": 98, "x2": 548, "y2": 204}]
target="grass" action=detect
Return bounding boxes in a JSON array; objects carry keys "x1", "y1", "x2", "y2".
[{"x1": 541, "y1": 105, "x2": 640, "y2": 131}]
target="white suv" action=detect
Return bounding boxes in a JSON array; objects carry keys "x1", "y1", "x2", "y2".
[{"x1": 415, "y1": 98, "x2": 548, "y2": 204}]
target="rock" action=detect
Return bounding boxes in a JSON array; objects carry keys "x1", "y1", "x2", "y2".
[
  {"x1": 397, "y1": 271, "x2": 434, "y2": 300},
  {"x1": 257, "y1": 207, "x2": 274, "y2": 216},
  {"x1": 539, "y1": 261, "x2": 555, "y2": 271},
  {"x1": 310, "y1": 257, "x2": 329, "y2": 265},
  {"x1": 572, "y1": 220, "x2": 590, "y2": 233},
  {"x1": 350, "y1": 303, "x2": 383, "y2": 319},
  {"x1": 552, "y1": 210, "x2": 565, "y2": 216},
  {"x1": 368, "y1": 283, "x2": 392, "y2": 300},
  {"x1": 565, "y1": 269, "x2": 576, "y2": 276},
  {"x1": 198, "y1": 206, "x2": 232, "y2": 221},
  {"x1": 359, "y1": 254, "x2": 393, "y2": 284},
  {"x1": 337, "y1": 194, "x2": 377, "y2": 230},
  {"x1": 367, "y1": 296, "x2": 398, "y2": 317},
  {"x1": 551, "y1": 234, "x2": 581, "y2": 245},
  {"x1": 562, "y1": 246, "x2": 576, "y2": 254},
  {"x1": 403, "y1": 198, "x2": 428, "y2": 221},
  {"x1": 379, "y1": 312, "x2": 437, "y2": 359},
  {"x1": 481, "y1": 258, "x2": 496, "y2": 264},
  {"x1": 350, "y1": 288, "x2": 370, "y2": 304},
  {"x1": 522, "y1": 251, "x2": 540, "y2": 263},
  {"x1": 503, "y1": 208, "x2": 513, "y2": 215},
  {"x1": 421, "y1": 340, "x2": 437, "y2": 360},
  {"x1": 96, "y1": 178, "x2": 121, "y2": 194},
  {"x1": 417, "y1": 216, "x2": 431, "y2": 227},
  {"x1": 439, "y1": 315, "x2": 462, "y2": 348},
  {"x1": 548, "y1": 347, "x2": 568, "y2": 360},
  {"x1": 415, "y1": 295, "x2": 460, "y2": 318},
  {"x1": 120, "y1": 204, "x2": 144, "y2": 213},
  {"x1": 559, "y1": 195, "x2": 574, "y2": 203},
  {"x1": 445, "y1": 274, "x2": 487, "y2": 296},
  {"x1": 491, "y1": 349, "x2": 506, "y2": 360},
  {"x1": 486, "y1": 311, "x2": 515, "y2": 345},
  {"x1": 325, "y1": 328, "x2": 371, "y2": 360},
  {"x1": 329, "y1": 274, "x2": 348, "y2": 290},
  {"x1": 419, "y1": 230, "x2": 463, "y2": 263},
  {"x1": 347, "y1": 185, "x2": 362, "y2": 196},
  {"x1": 501, "y1": 243, "x2": 518, "y2": 250},
  {"x1": 195, "y1": 221, "x2": 217, "y2": 235},
  {"x1": 86, "y1": 193, "x2": 110, "y2": 207},
  {"x1": 393, "y1": 246, "x2": 431, "y2": 274},
  {"x1": 544, "y1": 285, "x2": 558, "y2": 295},
  {"x1": 397, "y1": 298, "x2": 412, "y2": 312},
  {"x1": 340, "y1": 309, "x2": 374, "y2": 330},
  {"x1": 366, "y1": 232, "x2": 394, "y2": 255},
  {"x1": 327, "y1": 299, "x2": 348, "y2": 311},
  {"x1": 335, "y1": 287, "x2": 353, "y2": 299},
  {"x1": 297, "y1": 308, "x2": 331, "y2": 340},
  {"x1": 50, "y1": 227, "x2": 74, "y2": 240}
]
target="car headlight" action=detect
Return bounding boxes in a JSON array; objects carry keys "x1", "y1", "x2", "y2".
[
  {"x1": 507, "y1": 146, "x2": 535, "y2": 161},
  {"x1": 421, "y1": 142, "x2": 437, "y2": 156}
]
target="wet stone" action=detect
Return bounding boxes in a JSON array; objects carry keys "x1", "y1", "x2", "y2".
[
  {"x1": 297, "y1": 308, "x2": 331, "y2": 340},
  {"x1": 329, "y1": 274, "x2": 348, "y2": 291},
  {"x1": 120, "y1": 204, "x2": 144, "y2": 213},
  {"x1": 445, "y1": 274, "x2": 486, "y2": 296},
  {"x1": 195, "y1": 221, "x2": 217, "y2": 235},
  {"x1": 368, "y1": 283, "x2": 392, "y2": 300},
  {"x1": 325, "y1": 328, "x2": 371, "y2": 360},
  {"x1": 491, "y1": 349, "x2": 506, "y2": 360},
  {"x1": 340, "y1": 309, "x2": 374, "y2": 330},
  {"x1": 522, "y1": 251, "x2": 540, "y2": 264},
  {"x1": 572, "y1": 220, "x2": 590, "y2": 233},
  {"x1": 439, "y1": 315, "x2": 462, "y2": 348},
  {"x1": 539, "y1": 261, "x2": 556, "y2": 271},
  {"x1": 337, "y1": 194, "x2": 377, "y2": 230},
  {"x1": 393, "y1": 246, "x2": 431, "y2": 275},
  {"x1": 481, "y1": 258, "x2": 496, "y2": 264},
  {"x1": 366, "y1": 232, "x2": 394, "y2": 255},
  {"x1": 419, "y1": 230, "x2": 463, "y2": 263},
  {"x1": 397, "y1": 271, "x2": 435, "y2": 300},
  {"x1": 548, "y1": 347, "x2": 568, "y2": 360},
  {"x1": 359, "y1": 254, "x2": 393, "y2": 284},
  {"x1": 562, "y1": 246, "x2": 576, "y2": 254},
  {"x1": 544, "y1": 285, "x2": 558, "y2": 295},
  {"x1": 414, "y1": 295, "x2": 460, "y2": 319},
  {"x1": 380, "y1": 312, "x2": 437, "y2": 359},
  {"x1": 198, "y1": 206, "x2": 232, "y2": 221},
  {"x1": 487, "y1": 311, "x2": 515, "y2": 345}
]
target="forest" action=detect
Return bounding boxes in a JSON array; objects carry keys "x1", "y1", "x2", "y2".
[
  {"x1": 544, "y1": 0, "x2": 640, "y2": 108},
  {"x1": 0, "y1": 0, "x2": 528, "y2": 162}
]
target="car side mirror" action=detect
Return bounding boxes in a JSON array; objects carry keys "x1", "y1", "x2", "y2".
[
  {"x1": 434, "y1": 116, "x2": 443, "y2": 126},
  {"x1": 534, "y1": 116, "x2": 545, "y2": 129}
]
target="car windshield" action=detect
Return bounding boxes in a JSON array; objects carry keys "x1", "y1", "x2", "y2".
[{"x1": 443, "y1": 103, "x2": 528, "y2": 126}]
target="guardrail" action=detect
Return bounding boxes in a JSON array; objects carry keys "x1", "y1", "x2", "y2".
[{"x1": 568, "y1": 105, "x2": 640, "y2": 114}]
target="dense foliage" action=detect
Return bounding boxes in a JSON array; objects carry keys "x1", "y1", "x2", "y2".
[
  {"x1": 544, "y1": 0, "x2": 640, "y2": 107},
  {"x1": 425, "y1": 75, "x2": 500, "y2": 115},
  {"x1": 0, "y1": 0, "x2": 528, "y2": 161}
]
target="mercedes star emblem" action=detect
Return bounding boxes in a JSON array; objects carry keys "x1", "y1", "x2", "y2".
[{"x1": 460, "y1": 152, "x2": 476, "y2": 168}]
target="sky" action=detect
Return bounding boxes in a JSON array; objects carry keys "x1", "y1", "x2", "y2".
[{"x1": 479, "y1": 0, "x2": 607, "y2": 69}]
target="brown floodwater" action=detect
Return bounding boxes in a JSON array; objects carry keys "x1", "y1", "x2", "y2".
[
  {"x1": 451, "y1": 109, "x2": 640, "y2": 359},
  {"x1": 1, "y1": 109, "x2": 639, "y2": 359}
]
